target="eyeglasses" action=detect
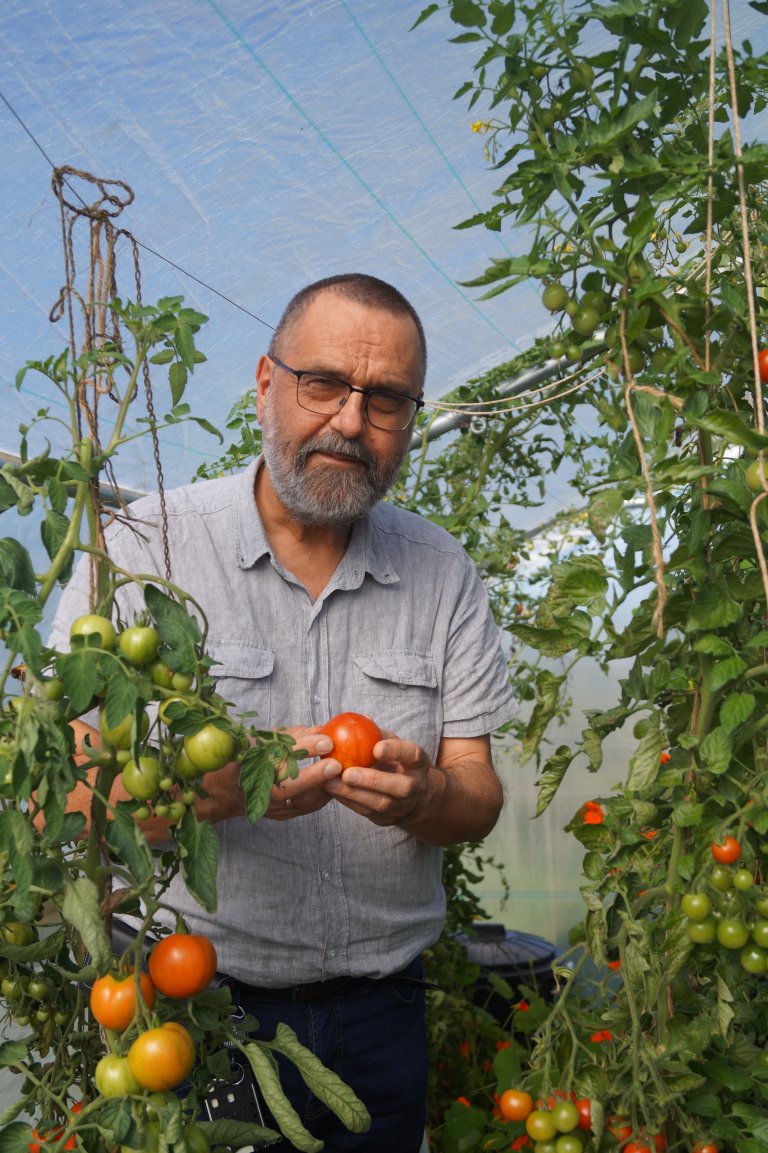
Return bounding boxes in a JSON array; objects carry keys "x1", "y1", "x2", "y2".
[{"x1": 270, "y1": 356, "x2": 424, "y2": 432}]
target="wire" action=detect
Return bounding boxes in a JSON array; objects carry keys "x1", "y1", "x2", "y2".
[{"x1": 0, "y1": 88, "x2": 276, "y2": 333}]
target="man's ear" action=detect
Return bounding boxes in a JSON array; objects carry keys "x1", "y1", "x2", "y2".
[{"x1": 255, "y1": 355, "x2": 272, "y2": 421}]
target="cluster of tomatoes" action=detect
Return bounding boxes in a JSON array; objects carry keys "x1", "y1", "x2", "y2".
[
  {"x1": 541, "y1": 282, "x2": 610, "y2": 367},
  {"x1": 67, "y1": 614, "x2": 239, "y2": 823},
  {"x1": 90, "y1": 931, "x2": 217, "y2": 1100},
  {"x1": 495, "y1": 1090, "x2": 718, "y2": 1153},
  {"x1": 0, "y1": 921, "x2": 76, "y2": 1051},
  {"x1": 681, "y1": 837, "x2": 768, "y2": 973}
]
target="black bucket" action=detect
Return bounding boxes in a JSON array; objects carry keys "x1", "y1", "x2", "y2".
[{"x1": 458, "y1": 922, "x2": 558, "y2": 1025}]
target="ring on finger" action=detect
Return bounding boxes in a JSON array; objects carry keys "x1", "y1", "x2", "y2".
[{"x1": 284, "y1": 796, "x2": 296, "y2": 812}]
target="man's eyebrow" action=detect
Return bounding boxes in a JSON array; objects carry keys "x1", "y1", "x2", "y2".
[{"x1": 301, "y1": 363, "x2": 405, "y2": 392}]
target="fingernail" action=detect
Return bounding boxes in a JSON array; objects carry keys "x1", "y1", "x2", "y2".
[
  {"x1": 316, "y1": 737, "x2": 333, "y2": 754},
  {"x1": 344, "y1": 769, "x2": 360, "y2": 785},
  {"x1": 323, "y1": 761, "x2": 341, "y2": 779}
]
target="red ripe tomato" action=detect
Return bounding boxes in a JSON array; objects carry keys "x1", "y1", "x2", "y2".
[
  {"x1": 29, "y1": 1103, "x2": 82, "y2": 1153},
  {"x1": 498, "y1": 1089, "x2": 534, "y2": 1121},
  {"x1": 711, "y1": 836, "x2": 741, "y2": 864},
  {"x1": 625, "y1": 1145, "x2": 652, "y2": 1153},
  {"x1": 320, "y1": 712, "x2": 382, "y2": 769},
  {"x1": 128, "y1": 1022, "x2": 195, "y2": 1091},
  {"x1": 575, "y1": 1099, "x2": 592, "y2": 1131},
  {"x1": 758, "y1": 348, "x2": 768, "y2": 385},
  {"x1": 693, "y1": 1144, "x2": 718, "y2": 1153},
  {"x1": 90, "y1": 971, "x2": 156, "y2": 1031},
  {"x1": 148, "y1": 932, "x2": 218, "y2": 998}
]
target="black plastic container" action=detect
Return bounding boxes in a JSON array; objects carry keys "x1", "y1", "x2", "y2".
[{"x1": 458, "y1": 922, "x2": 558, "y2": 1024}]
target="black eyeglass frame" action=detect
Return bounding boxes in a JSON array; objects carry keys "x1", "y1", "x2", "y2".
[{"x1": 269, "y1": 356, "x2": 425, "y2": 432}]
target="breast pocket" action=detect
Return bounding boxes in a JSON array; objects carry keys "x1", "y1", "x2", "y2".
[
  {"x1": 208, "y1": 640, "x2": 274, "y2": 728},
  {"x1": 352, "y1": 649, "x2": 441, "y2": 760}
]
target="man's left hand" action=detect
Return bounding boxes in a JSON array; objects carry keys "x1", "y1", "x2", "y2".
[{"x1": 322, "y1": 735, "x2": 430, "y2": 827}]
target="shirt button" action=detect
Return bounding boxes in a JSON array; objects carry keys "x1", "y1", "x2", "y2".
[
  {"x1": 312, "y1": 694, "x2": 320, "y2": 704},
  {"x1": 328, "y1": 949, "x2": 336, "y2": 958},
  {"x1": 321, "y1": 870, "x2": 331, "y2": 880}
]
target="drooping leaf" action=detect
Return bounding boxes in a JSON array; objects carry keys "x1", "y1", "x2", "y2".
[
  {"x1": 176, "y1": 811, "x2": 218, "y2": 913},
  {"x1": 269, "y1": 1024, "x2": 371, "y2": 1132},
  {"x1": 626, "y1": 712, "x2": 663, "y2": 790},
  {"x1": 242, "y1": 1043, "x2": 323, "y2": 1153},
  {"x1": 61, "y1": 877, "x2": 112, "y2": 972},
  {"x1": 105, "y1": 808, "x2": 153, "y2": 883}
]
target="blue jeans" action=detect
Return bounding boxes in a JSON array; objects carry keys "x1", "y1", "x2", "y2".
[{"x1": 234, "y1": 957, "x2": 427, "y2": 1152}]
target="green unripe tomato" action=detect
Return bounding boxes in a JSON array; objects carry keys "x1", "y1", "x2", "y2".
[
  {"x1": 740, "y1": 944, "x2": 767, "y2": 974},
  {"x1": 148, "y1": 660, "x2": 175, "y2": 689},
  {"x1": 572, "y1": 306, "x2": 600, "y2": 336},
  {"x1": 132, "y1": 805, "x2": 152, "y2": 821},
  {"x1": 753, "y1": 921, "x2": 768, "y2": 947},
  {"x1": 99, "y1": 707, "x2": 149, "y2": 751},
  {"x1": 118, "y1": 626, "x2": 160, "y2": 668},
  {"x1": 154, "y1": 803, "x2": 170, "y2": 818},
  {"x1": 717, "y1": 917, "x2": 749, "y2": 950},
  {"x1": 35, "y1": 677, "x2": 65, "y2": 702},
  {"x1": 122, "y1": 756, "x2": 162, "y2": 801},
  {"x1": 166, "y1": 801, "x2": 187, "y2": 824},
  {"x1": 681, "y1": 892, "x2": 711, "y2": 921},
  {"x1": 70, "y1": 614, "x2": 116, "y2": 651},
  {"x1": 542, "y1": 283, "x2": 569, "y2": 312},
  {"x1": 733, "y1": 868, "x2": 754, "y2": 891},
  {"x1": 95, "y1": 1053, "x2": 141, "y2": 1097},
  {"x1": 183, "y1": 724, "x2": 237, "y2": 773},
  {"x1": 709, "y1": 864, "x2": 733, "y2": 891},
  {"x1": 551, "y1": 1100, "x2": 580, "y2": 1133},
  {"x1": 746, "y1": 460, "x2": 767, "y2": 493},
  {"x1": 181, "y1": 789, "x2": 197, "y2": 806},
  {"x1": 159, "y1": 777, "x2": 174, "y2": 792},
  {"x1": 171, "y1": 671, "x2": 194, "y2": 691},
  {"x1": 687, "y1": 917, "x2": 716, "y2": 944}
]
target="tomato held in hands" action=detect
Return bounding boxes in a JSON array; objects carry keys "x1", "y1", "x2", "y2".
[
  {"x1": 128, "y1": 1022, "x2": 195, "y2": 1091},
  {"x1": 148, "y1": 932, "x2": 218, "y2": 998},
  {"x1": 90, "y1": 970, "x2": 156, "y2": 1031},
  {"x1": 320, "y1": 712, "x2": 382, "y2": 769}
]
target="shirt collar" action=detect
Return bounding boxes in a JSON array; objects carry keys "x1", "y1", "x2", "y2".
[{"x1": 233, "y1": 456, "x2": 400, "y2": 587}]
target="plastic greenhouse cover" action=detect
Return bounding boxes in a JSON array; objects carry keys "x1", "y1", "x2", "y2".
[{"x1": 1, "y1": 0, "x2": 767, "y2": 497}]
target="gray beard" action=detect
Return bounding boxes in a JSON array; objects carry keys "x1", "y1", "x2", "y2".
[{"x1": 261, "y1": 427, "x2": 405, "y2": 527}]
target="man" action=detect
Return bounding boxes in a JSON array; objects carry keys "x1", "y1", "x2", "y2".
[{"x1": 50, "y1": 274, "x2": 516, "y2": 1151}]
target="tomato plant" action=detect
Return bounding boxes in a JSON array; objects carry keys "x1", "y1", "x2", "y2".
[
  {"x1": 128, "y1": 1022, "x2": 195, "y2": 1091},
  {"x1": 148, "y1": 932, "x2": 218, "y2": 998},
  {"x1": 320, "y1": 712, "x2": 382, "y2": 770},
  {"x1": 89, "y1": 971, "x2": 156, "y2": 1031}
]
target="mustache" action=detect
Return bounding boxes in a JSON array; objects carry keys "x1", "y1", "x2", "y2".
[{"x1": 295, "y1": 433, "x2": 375, "y2": 470}]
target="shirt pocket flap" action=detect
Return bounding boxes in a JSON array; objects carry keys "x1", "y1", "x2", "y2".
[
  {"x1": 209, "y1": 641, "x2": 275, "y2": 680},
  {"x1": 353, "y1": 649, "x2": 437, "y2": 689}
]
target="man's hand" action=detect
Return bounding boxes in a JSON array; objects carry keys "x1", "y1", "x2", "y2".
[
  {"x1": 321, "y1": 732, "x2": 504, "y2": 845},
  {"x1": 263, "y1": 727, "x2": 341, "y2": 821}
]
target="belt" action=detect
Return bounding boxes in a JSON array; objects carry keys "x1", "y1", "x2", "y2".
[
  {"x1": 230, "y1": 968, "x2": 439, "y2": 1005},
  {"x1": 234, "y1": 974, "x2": 374, "y2": 1003}
]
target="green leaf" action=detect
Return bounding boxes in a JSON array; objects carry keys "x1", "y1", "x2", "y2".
[
  {"x1": 242, "y1": 1042, "x2": 324, "y2": 1152},
  {"x1": 103, "y1": 676, "x2": 139, "y2": 729},
  {"x1": 0, "y1": 1043, "x2": 26, "y2": 1068},
  {"x1": 626, "y1": 712, "x2": 662, "y2": 790},
  {"x1": 687, "y1": 588, "x2": 742, "y2": 630},
  {"x1": 176, "y1": 812, "x2": 218, "y2": 913},
  {"x1": 56, "y1": 650, "x2": 99, "y2": 713},
  {"x1": 105, "y1": 808, "x2": 153, "y2": 883},
  {"x1": 703, "y1": 1052, "x2": 752, "y2": 1090},
  {"x1": 706, "y1": 656, "x2": 746, "y2": 694},
  {"x1": 0, "y1": 810, "x2": 33, "y2": 921},
  {"x1": 671, "y1": 800, "x2": 704, "y2": 827},
  {"x1": 409, "y1": 3, "x2": 439, "y2": 30},
  {"x1": 144, "y1": 584, "x2": 200, "y2": 670},
  {"x1": 61, "y1": 877, "x2": 112, "y2": 972},
  {"x1": 687, "y1": 408, "x2": 768, "y2": 452},
  {"x1": 0, "y1": 1122, "x2": 35, "y2": 1153},
  {"x1": 720, "y1": 692, "x2": 756, "y2": 733},
  {"x1": 169, "y1": 361, "x2": 188, "y2": 406},
  {"x1": 240, "y1": 744, "x2": 277, "y2": 823},
  {"x1": 522, "y1": 671, "x2": 566, "y2": 764},
  {"x1": 699, "y1": 727, "x2": 732, "y2": 775},
  {"x1": 449, "y1": 0, "x2": 487, "y2": 27},
  {"x1": 587, "y1": 489, "x2": 624, "y2": 542},
  {"x1": 197, "y1": 1120, "x2": 280, "y2": 1148},
  {"x1": 269, "y1": 1023, "x2": 371, "y2": 1132},
  {"x1": 0, "y1": 930, "x2": 67, "y2": 964},
  {"x1": 535, "y1": 745, "x2": 575, "y2": 816},
  {"x1": 0, "y1": 539, "x2": 36, "y2": 595}
]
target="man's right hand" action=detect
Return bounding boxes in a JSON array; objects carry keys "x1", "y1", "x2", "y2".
[{"x1": 263, "y1": 727, "x2": 341, "y2": 821}]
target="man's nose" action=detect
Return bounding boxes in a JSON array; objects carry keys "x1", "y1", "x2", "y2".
[{"x1": 328, "y1": 389, "x2": 367, "y2": 437}]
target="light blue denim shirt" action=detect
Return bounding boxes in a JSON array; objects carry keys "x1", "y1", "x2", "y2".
[{"x1": 50, "y1": 459, "x2": 516, "y2": 984}]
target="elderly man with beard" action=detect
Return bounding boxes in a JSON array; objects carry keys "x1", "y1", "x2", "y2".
[{"x1": 49, "y1": 274, "x2": 516, "y2": 1151}]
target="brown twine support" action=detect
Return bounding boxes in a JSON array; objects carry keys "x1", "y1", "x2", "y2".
[{"x1": 49, "y1": 167, "x2": 172, "y2": 597}]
